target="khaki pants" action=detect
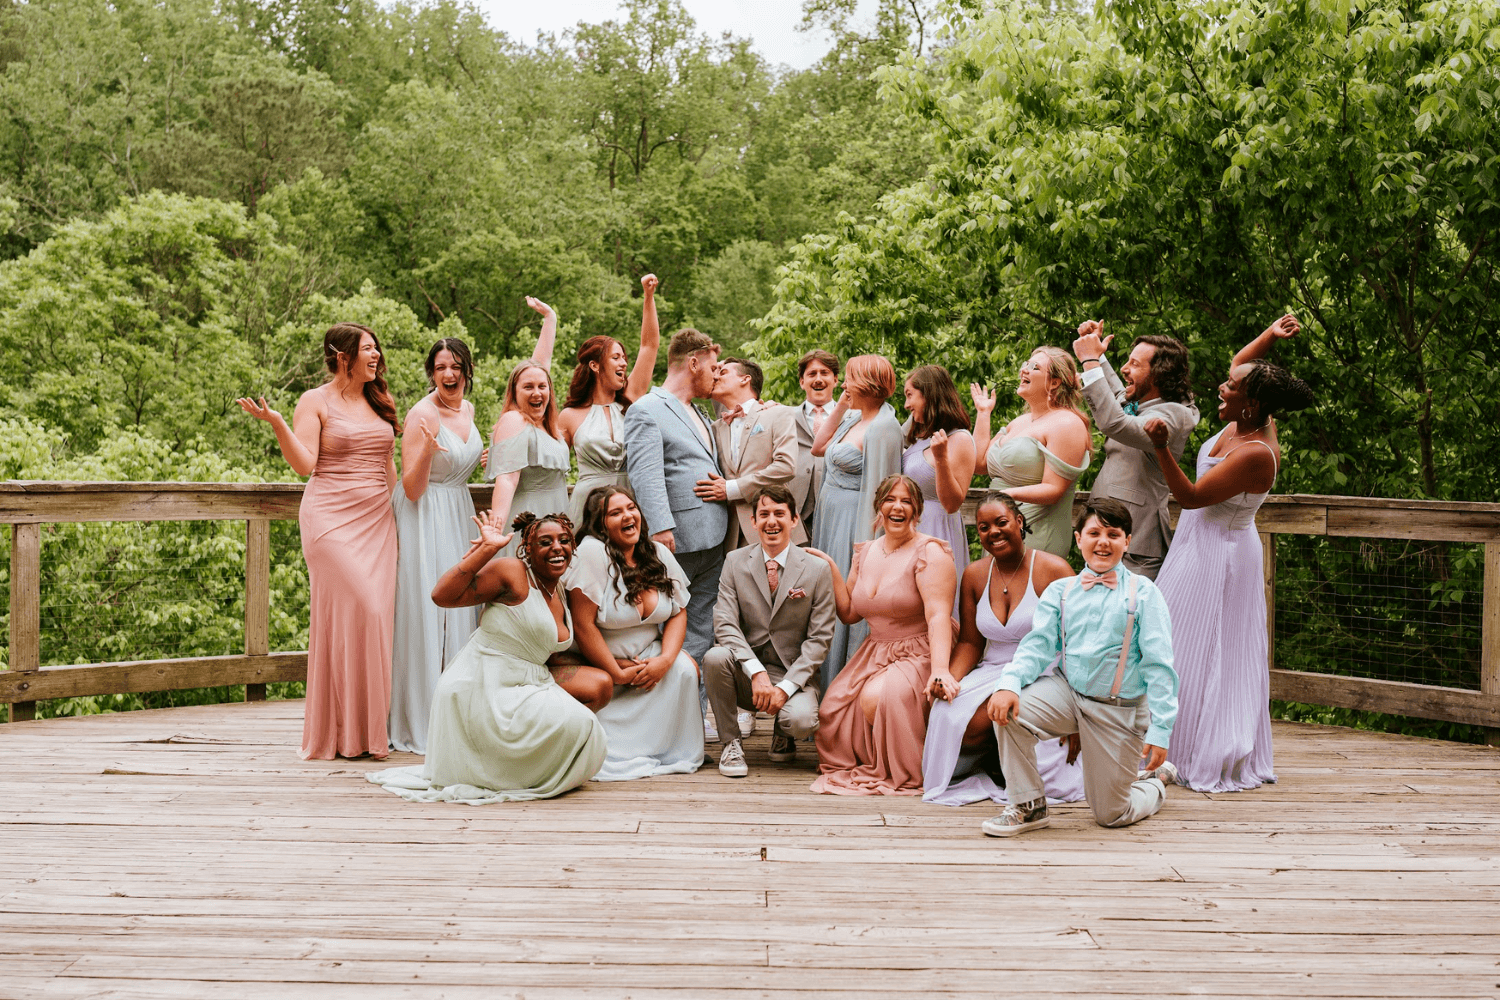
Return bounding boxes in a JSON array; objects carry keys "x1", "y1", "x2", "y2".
[
  {"x1": 703, "y1": 646, "x2": 820, "y2": 744},
  {"x1": 996, "y1": 672, "x2": 1166, "y2": 828}
]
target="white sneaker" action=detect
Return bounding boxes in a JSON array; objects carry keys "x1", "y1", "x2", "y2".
[
  {"x1": 704, "y1": 707, "x2": 718, "y2": 743},
  {"x1": 718, "y1": 739, "x2": 748, "y2": 778},
  {"x1": 980, "y1": 798, "x2": 1050, "y2": 838},
  {"x1": 1140, "y1": 760, "x2": 1180, "y2": 787},
  {"x1": 738, "y1": 709, "x2": 756, "y2": 738}
]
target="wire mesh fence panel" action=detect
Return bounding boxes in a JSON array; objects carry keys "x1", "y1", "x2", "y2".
[{"x1": 1273, "y1": 534, "x2": 1484, "y2": 690}]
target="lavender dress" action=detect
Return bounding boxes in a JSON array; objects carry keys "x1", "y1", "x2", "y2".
[
  {"x1": 902, "y1": 435, "x2": 970, "y2": 606},
  {"x1": 1157, "y1": 428, "x2": 1278, "y2": 792},
  {"x1": 922, "y1": 554, "x2": 1085, "y2": 806}
]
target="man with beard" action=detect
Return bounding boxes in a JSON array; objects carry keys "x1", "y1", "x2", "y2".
[{"x1": 1072, "y1": 321, "x2": 1199, "y2": 579}]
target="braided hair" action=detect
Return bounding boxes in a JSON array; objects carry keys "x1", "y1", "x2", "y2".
[
  {"x1": 511, "y1": 511, "x2": 575, "y2": 569},
  {"x1": 978, "y1": 490, "x2": 1031, "y2": 538},
  {"x1": 1242, "y1": 360, "x2": 1315, "y2": 420}
]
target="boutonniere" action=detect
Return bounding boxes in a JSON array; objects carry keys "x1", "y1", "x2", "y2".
[{"x1": 787, "y1": 587, "x2": 808, "y2": 600}]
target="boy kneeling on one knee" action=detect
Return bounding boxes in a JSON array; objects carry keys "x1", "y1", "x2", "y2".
[{"x1": 982, "y1": 497, "x2": 1179, "y2": 837}]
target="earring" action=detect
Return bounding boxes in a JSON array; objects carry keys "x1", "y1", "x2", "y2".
[{"x1": 1240, "y1": 407, "x2": 1253, "y2": 422}]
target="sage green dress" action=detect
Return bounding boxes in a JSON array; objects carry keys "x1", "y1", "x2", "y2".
[
  {"x1": 986, "y1": 434, "x2": 1089, "y2": 558},
  {"x1": 485, "y1": 422, "x2": 571, "y2": 557},
  {"x1": 367, "y1": 581, "x2": 607, "y2": 804}
]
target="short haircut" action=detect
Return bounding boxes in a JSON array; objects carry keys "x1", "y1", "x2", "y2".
[
  {"x1": 722, "y1": 357, "x2": 763, "y2": 398},
  {"x1": 1135, "y1": 335, "x2": 1193, "y2": 405},
  {"x1": 844, "y1": 354, "x2": 897, "y2": 401},
  {"x1": 752, "y1": 483, "x2": 797, "y2": 516},
  {"x1": 1074, "y1": 496, "x2": 1133, "y2": 535},
  {"x1": 798, "y1": 349, "x2": 841, "y2": 379},
  {"x1": 668, "y1": 328, "x2": 716, "y2": 367}
]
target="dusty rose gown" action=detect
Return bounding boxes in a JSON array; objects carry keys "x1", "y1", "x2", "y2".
[
  {"x1": 812, "y1": 536, "x2": 949, "y2": 795},
  {"x1": 299, "y1": 389, "x2": 399, "y2": 760}
]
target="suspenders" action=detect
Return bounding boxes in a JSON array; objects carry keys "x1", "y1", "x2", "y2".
[{"x1": 1058, "y1": 573, "x2": 1140, "y2": 701}]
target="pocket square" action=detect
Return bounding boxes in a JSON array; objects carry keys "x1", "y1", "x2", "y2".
[
  {"x1": 787, "y1": 587, "x2": 807, "y2": 600},
  {"x1": 750, "y1": 423, "x2": 765, "y2": 435}
]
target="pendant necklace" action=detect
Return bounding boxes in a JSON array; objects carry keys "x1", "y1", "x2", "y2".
[{"x1": 996, "y1": 550, "x2": 1029, "y2": 595}]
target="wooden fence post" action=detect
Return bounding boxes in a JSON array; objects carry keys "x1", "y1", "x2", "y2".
[
  {"x1": 1483, "y1": 541, "x2": 1500, "y2": 747},
  {"x1": 244, "y1": 519, "x2": 270, "y2": 702},
  {"x1": 1261, "y1": 531, "x2": 1276, "y2": 672},
  {"x1": 8, "y1": 523, "x2": 40, "y2": 722}
]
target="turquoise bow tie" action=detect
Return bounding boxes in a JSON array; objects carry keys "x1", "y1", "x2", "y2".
[{"x1": 1123, "y1": 401, "x2": 1140, "y2": 416}]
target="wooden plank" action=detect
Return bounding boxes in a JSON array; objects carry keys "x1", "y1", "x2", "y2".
[
  {"x1": 1269, "y1": 669, "x2": 1500, "y2": 727},
  {"x1": 1484, "y1": 541, "x2": 1500, "y2": 746},
  {"x1": 243, "y1": 519, "x2": 270, "y2": 703},
  {"x1": 0, "y1": 653, "x2": 307, "y2": 704},
  {"x1": 7, "y1": 522, "x2": 41, "y2": 722},
  {"x1": 0, "y1": 484, "x2": 304, "y2": 524},
  {"x1": 1325, "y1": 505, "x2": 1500, "y2": 543},
  {"x1": 1255, "y1": 501, "x2": 1329, "y2": 534},
  {"x1": 1261, "y1": 531, "x2": 1276, "y2": 671}
]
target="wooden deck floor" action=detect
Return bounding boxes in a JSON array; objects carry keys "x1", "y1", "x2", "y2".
[{"x1": 1, "y1": 702, "x2": 1498, "y2": 999}]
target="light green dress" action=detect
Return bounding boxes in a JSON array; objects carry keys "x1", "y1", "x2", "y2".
[
  {"x1": 485, "y1": 422, "x2": 571, "y2": 557},
  {"x1": 568, "y1": 402, "x2": 629, "y2": 527},
  {"x1": 986, "y1": 434, "x2": 1090, "y2": 558},
  {"x1": 367, "y1": 581, "x2": 607, "y2": 804}
]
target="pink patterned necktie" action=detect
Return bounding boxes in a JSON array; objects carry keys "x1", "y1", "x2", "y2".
[
  {"x1": 810, "y1": 405, "x2": 826, "y2": 435},
  {"x1": 1079, "y1": 569, "x2": 1119, "y2": 590},
  {"x1": 766, "y1": 558, "x2": 780, "y2": 593}
]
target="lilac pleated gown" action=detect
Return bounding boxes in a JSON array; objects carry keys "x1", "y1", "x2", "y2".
[{"x1": 1157, "y1": 428, "x2": 1278, "y2": 792}]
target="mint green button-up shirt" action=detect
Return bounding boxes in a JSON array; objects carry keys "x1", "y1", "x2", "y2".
[{"x1": 998, "y1": 566, "x2": 1179, "y2": 749}]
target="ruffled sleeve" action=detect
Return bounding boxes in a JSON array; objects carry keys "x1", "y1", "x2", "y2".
[
  {"x1": 485, "y1": 426, "x2": 534, "y2": 481},
  {"x1": 655, "y1": 542, "x2": 693, "y2": 612},
  {"x1": 561, "y1": 535, "x2": 616, "y2": 611},
  {"x1": 912, "y1": 536, "x2": 954, "y2": 576},
  {"x1": 1036, "y1": 440, "x2": 1090, "y2": 479}
]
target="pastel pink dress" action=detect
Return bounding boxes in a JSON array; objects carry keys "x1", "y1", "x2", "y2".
[
  {"x1": 299, "y1": 390, "x2": 399, "y2": 760},
  {"x1": 812, "y1": 536, "x2": 949, "y2": 795}
]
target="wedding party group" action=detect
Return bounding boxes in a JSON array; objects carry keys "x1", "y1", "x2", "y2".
[{"x1": 237, "y1": 272, "x2": 1316, "y2": 838}]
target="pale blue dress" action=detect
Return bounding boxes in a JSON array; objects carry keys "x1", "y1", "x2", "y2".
[
  {"x1": 563, "y1": 536, "x2": 705, "y2": 781},
  {"x1": 388, "y1": 418, "x2": 484, "y2": 753},
  {"x1": 809, "y1": 404, "x2": 903, "y2": 688},
  {"x1": 368, "y1": 581, "x2": 607, "y2": 803},
  {"x1": 485, "y1": 422, "x2": 571, "y2": 558}
]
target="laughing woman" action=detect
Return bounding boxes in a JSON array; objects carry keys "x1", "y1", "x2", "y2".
[
  {"x1": 237, "y1": 323, "x2": 400, "y2": 760},
  {"x1": 388, "y1": 337, "x2": 486, "y2": 753},
  {"x1": 486, "y1": 297, "x2": 566, "y2": 559},
  {"x1": 563, "y1": 486, "x2": 705, "y2": 781}
]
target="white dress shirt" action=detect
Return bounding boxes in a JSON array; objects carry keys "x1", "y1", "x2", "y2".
[
  {"x1": 723, "y1": 398, "x2": 765, "y2": 502},
  {"x1": 741, "y1": 544, "x2": 800, "y2": 697}
]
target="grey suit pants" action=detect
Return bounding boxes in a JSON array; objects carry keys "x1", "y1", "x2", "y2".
[
  {"x1": 995, "y1": 673, "x2": 1166, "y2": 828},
  {"x1": 703, "y1": 647, "x2": 820, "y2": 744},
  {"x1": 1123, "y1": 551, "x2": 1163, "y2": 580},
  {"x1": 673, "y1": 544, "x2": 725, "y2": 669}
]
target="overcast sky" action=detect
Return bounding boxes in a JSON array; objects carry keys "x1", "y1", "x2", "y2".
[{"x1": 473, "y1": 0, "x2": 870, "y2": 71}]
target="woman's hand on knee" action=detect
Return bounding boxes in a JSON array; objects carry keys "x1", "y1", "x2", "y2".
[{"x1": 986, "y1": 690, "x2": 1019, "y2": 725}]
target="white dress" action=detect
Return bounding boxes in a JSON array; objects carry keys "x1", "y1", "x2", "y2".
[
  {"x1": 563, "y1": 536, "x2": 705, "y2": 781},
  {"x1": 368, "y1": 581, "x2": 607, "y2": 804},
  {"x1": 388, "y1": 419, "x2": 484, "y2": 753},
  {"x1": 569, "y1": 402, "x2": 629, "y2": 527}
]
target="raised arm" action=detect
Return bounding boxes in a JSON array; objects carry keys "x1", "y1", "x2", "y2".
[
  {"x1": 969, "y1": 384, "x2": 996, "y2": 477},
  {"x1": 927, "y1": 429, "x2": 976, "y2": 515},
  {"x1": 1144, "y1": 418, "x2": 1276, "y2": 509},
  {"x1": 399, "y1": 402, "x2": 447, "y2": 502},
  {"x1": 804, "y1": 547, "x2": 862, "y2": 624},
  {"x1": 918, "y1": 541, "x2": 958, "y2": 702},
  {"x1": 811, "y1": 392, "x2": 850, "y2": 458},
  {"x1": 430, "y1": 510, "x2": 524, "y2": 607},
  {"x1": 527, "y1": 297, "x2": 557, "y2": 371},
  {"x1": 624, "y1": 274, "x2": 661, "y2": 402},
  {"x1": 1233, "y1": 313, "x2": 1299, "y2": 368},
  {"x1": 237, "y1": 389, "x2": 324, "y2": 477}
]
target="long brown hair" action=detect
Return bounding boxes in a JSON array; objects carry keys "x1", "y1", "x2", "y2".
[
  {"x1": 564, "y1": 336, "x2": 628, "y2": 411},
  {"x1": 578, "y1": 485, "x2": 676, "y2": 608},
  {"x1": 1032, "y1": 347, "x2": 1093, "y2": 453},
  {"x1": 323, "y1": 323, "x2": 400, "y2": 434},
  {"x1": 502, "y1": 361, "x2": 561, "y2": 439},
  {"x1": 905, "y1": 364, "x2": 972, "y2": 445}
]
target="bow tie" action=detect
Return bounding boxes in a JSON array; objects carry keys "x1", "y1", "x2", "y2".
[
  {"x1": 1122, "y1": 401, "x2": 1140, "y2": 416},
  {"x1": 723, "y1": 405, "x2": 746, "y2": 424},
  {"x1": 1079, "y1": 569, "x2": 1119, "y2": 590}
]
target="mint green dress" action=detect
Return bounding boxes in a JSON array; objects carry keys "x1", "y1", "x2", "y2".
[
  {"x1": 986, "y1": 434, "x2": 1089, "y2": 558},
  {"x1": 367, "y1": 581, "x2": 607, "y2": 804},
  {"x1": 485, "y1": 423, "x2": 571, "y2": 557}
]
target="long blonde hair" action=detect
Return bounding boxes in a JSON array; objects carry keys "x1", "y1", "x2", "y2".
[
  {"x1": 1031, "y1": 347, "x2": 1093, "y2": 452},
  {"x1": 501, "y1": 361, "x2": 561, "y2": 440}
]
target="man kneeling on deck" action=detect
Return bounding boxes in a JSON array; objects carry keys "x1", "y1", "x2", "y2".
[
  {"x1": 705, "y1": 485, "x2": 836, "y2": 777},
  {"x1": 982, "y1": 497, "x2": 1179, "y2": 837}
]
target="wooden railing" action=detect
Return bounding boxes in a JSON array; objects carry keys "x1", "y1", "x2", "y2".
[{"x1": 4, "y1": 481, "x2": 1500, "y2": 732}]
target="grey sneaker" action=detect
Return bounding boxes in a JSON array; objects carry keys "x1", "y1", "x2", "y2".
[
  {"x1": 738, "y1": 709, "x2": 756, "y2": 738},
  {"x1": 1140, "y1": 760, "x2": 1180, "y2": 787},
  {"x1": 703, "y1": 707, "x2": 719, "y2": 743},
  {"x1": 981, "y1": 798, "x2": 1050, "y2": 838},
  {"x1": 769, "y1": 729, "x2": 796, "y2": 763},
  {"x1": 717, "y1": 738, "x2": 748, "y2": 778}
]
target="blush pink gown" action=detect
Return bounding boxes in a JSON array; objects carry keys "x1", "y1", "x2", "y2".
[
  {"x1": 299, "y1": 393, "x2": 398, "y2": 760},
  {"x1": 812, "y1": 536, "x2": 948, "y2": 795}
]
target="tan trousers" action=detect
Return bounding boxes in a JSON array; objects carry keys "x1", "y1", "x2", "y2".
[{"x1": 703, "y1": 646, "x2": 820, "y2": 744}]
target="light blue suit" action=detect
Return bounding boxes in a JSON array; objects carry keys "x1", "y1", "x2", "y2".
[{"x1": 624, "y1": 387, "x2": 730, "y2": 665}]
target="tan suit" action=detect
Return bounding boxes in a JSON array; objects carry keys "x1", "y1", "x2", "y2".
[
  {"x1": 712, "y1": 400, "x2": 805, "y2": 552},
  {"x1": 703, "y1": 543, "x2": 836, "y2": 742}
]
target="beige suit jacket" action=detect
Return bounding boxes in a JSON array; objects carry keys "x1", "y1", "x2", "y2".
[
  {"x1": 712, "y1": 400, "x2": 806, "y2": 551},
  {"x1": 712, "y1": 543, "x2": 836, "y2": 694},
  {"x1": 790, "y1": 403, "x2": 825, "y2": 527}
]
